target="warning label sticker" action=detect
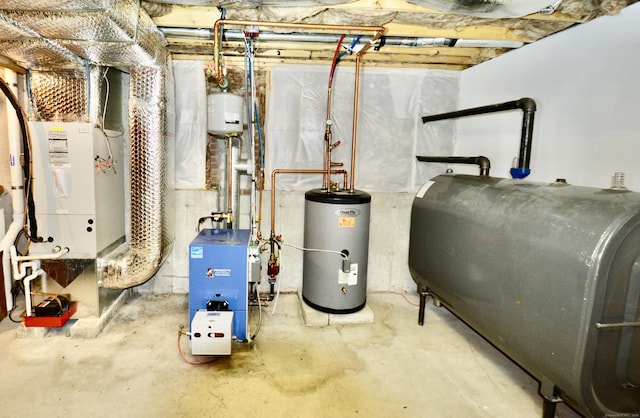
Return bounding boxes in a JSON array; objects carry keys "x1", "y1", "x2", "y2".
[
  {"x1": 48, "y1": 129, "x2": 69, "y2": 165},
  {"x1": 339, "y1": 217, "x2": 355, "y2": 228}
]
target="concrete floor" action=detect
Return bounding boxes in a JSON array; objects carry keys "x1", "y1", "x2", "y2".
[{"x1": 0, "y1": 292, "x2": 582, "y2": 418}]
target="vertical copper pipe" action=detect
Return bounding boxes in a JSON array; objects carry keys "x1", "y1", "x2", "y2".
[
  {"x1": 347, "y1": 29, "x2": 384, "y2": 192},
  {"x1": 349, "y1": 54, "x2": 362, "y2": 193},
  {"x1": 325, "y1": 34, "x2": 345, "y2": 190}
]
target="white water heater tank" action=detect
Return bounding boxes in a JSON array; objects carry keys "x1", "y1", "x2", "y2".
[{"x1": 207, "y1": 92, "x2": 244, "y2": 136}]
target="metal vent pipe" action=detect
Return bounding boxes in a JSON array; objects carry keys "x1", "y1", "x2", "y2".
[
  {"x1": 158, "y1": 27, "x2": 524, "y2": 49},
  {"x1": 416, "y1": 155, "x2": 491, "y2": 176},
  {"x1": 159, "y1": 27, "x2": 453, "y2": 47}
]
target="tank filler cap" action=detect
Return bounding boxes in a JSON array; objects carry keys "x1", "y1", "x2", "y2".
[
  {"x1": 611, "y1": 172, "x2": 628, "y2": 190},
  {"x1": 510, "y1": 156, "x2": 530, "y2": 179},
  {"x1": 510, "y1": 167, "x2": 531, "y2": 179}
]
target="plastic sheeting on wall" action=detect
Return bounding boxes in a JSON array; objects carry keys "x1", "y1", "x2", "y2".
[
  {"x1": 173, "y1": 60, "x2": 207, "y2": 189},
  {"x1": 265, "y1": 65, "x2": 459, "y2": 192}
]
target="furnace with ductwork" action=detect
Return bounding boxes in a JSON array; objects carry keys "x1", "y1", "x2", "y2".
[{"x1": 27, "y1": 121, "x2": 126, "y2": 319}]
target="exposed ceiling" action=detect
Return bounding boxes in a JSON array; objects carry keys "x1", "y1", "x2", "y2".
[
  {"x1": 146, "y1": 0, "x2": 639, "y2": 70},
  {"x1": 0, "y1": 0, "x2": 637, "y2": 73}
]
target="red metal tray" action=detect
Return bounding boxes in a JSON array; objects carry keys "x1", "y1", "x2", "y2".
[{"x1": 24, "y1": 302, "x2": 77, "y2": 328}]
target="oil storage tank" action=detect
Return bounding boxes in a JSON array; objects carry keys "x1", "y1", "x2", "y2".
[
  {"x1": 303, "y1": 189, "x2": 370, "y2": 313},
  {"x1": 409, "y1": 174, "x2": 640, "y2": 418}
]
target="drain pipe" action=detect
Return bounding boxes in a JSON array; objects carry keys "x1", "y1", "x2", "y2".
[
  {"x1": 0, "y1": 69, "x2": 26, "y2": 310},
  {"x1": 421, "y1": 98, "x2": 536, "y2": 179},
  {"x1": 416, "y1": 155, "x2": 491, "y2": 176}
]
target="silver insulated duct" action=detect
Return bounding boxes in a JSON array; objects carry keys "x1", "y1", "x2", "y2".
[
  {"x1": 99, "y1": 66, "x2": 168, "y2": 289},
  {"x1": 0, "y1": 0, "x2": 172, "y2": 289},
  {"x1": 0, "y1": 0, "x2": 167, "y2": 69}
]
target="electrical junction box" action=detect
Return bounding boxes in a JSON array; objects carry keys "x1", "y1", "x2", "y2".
[
  {"x1": 191, "y1": 310, "x2": 234, "y2": 355},
  {"x1": 189, "y1": 229, "x2": 250, "y2": 343}
]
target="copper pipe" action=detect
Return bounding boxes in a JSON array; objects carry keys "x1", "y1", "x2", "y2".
[
  {"x1": 348, "y1": 29, "x2": 384, "y2": 192},
  {"x1": 270, "y1": 168, "x2": 348, "y2": 235},
  {"x1": 212, "y1": 19, "x2": 386, "y2": 195},
  {"x1": 349, "y1": 54, "x2": 362, "y2": 193},
  {"x1": 212, "y1": 18, "x2": 385, "y2": 85}
]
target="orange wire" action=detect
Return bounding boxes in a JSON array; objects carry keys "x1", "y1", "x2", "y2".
[
  {"x1": 369, "y1": 290, "x2": 422, "y2": 307},
  {"x1": 177, "y1": 332, "x2": 220, "y2": 365}
]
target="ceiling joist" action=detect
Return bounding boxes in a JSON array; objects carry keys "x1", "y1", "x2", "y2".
[{"x1": 149, "y1": 0, "x2": 626, "y2": 70}]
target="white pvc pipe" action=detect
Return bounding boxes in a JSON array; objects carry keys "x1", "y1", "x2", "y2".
[
  {"x1": 22, "y1": 268, "x2": 44, "y2": 317},
  {"x1": 1, "y1": 68, "x2": 26, "y2": 311},
  {"x1": 10, "y1": 245, "x2": 67, "y2": 315},
  {"x1": 13, "y1": 247, "x2": 68, "y2": 262}
]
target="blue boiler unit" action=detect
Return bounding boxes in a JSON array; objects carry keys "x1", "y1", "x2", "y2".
[{"x1": 189, "y1": 229, "x2": 250, "y2": 343}]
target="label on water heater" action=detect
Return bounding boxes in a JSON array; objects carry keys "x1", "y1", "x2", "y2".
[
  {"x1": 339, "y1": 217, "x2": 355, "y2": 228},
  {"x1": 336, "y1": 208, "x2": 360, "y2": 228},
  {"x1": 348, "y1": 263, "x2": 358, "y2": 286},
  {"x1": 338, "y1": 263, "x2": 358, "y2": 285}
]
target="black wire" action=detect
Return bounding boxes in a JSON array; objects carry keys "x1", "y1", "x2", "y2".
[
  {"x1": 8, "y1": 281, "x2": 23, "y2": 323},
  {"x1": 250, "y1": 284, "x2": 262, "y2": 340},
  {"x1": 0, "y1": 76, "x2": 41, "y2": 243},
  {"x1": 13, "y1": 229, "x2": 25, "y2": 255},
  {"x1": 8, "y1": 305, "x2": 22, "y2": 323}
]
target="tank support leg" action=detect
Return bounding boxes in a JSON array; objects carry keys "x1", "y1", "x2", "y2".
[
  {"x1": 418, "y1": 288, "x2": 429, "y2": 326},
  {"x1": 541, "y1": 398, "x2": 557, "y2": 418},
  {"x1": 539, "y1": 378, "x2": 562, "y2": 418}
]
